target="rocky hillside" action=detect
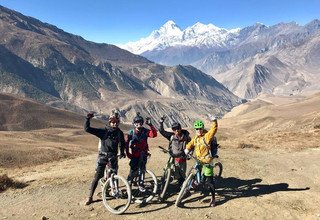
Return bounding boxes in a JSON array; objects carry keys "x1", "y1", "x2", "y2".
[{"x1": 0, "y1": 6, "x2": 242, "y2": 127}]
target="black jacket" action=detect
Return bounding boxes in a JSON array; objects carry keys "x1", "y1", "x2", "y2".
[
  {"x1": 159, "y1": 123, "x2": 191, "y2": 158},
  {"x1": 84, "y1": 118, "x2": 125, "y2": 156}
]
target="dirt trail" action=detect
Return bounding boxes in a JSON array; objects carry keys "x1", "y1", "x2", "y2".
[{"x1": 1, "y1": 147, "x2": 320, "y2": 220}]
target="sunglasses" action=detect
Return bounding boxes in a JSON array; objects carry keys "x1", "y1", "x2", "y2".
[
  {"x1": 195, "y1": 128, "x2": 203, "y2": 131},
  {"x1": 172, "y1": 127, "x2": 181, "y2": 131}
]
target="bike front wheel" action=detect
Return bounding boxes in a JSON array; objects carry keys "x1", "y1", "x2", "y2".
[
  {"x1": 102, "y1": 174, "x2": 131, "y2": 215},
  {"x1": 214, "y1": 162, "x2": 223, "y2": 178},
  {"x1": 175, "y1": 173, "x2": 194, "y2": 207},
  {"x1": 131, "y1": 169, "x2": 158, "y2": 204},
  {"x1": 159, "y1": 167, "x2": 172, "y2": 200}
]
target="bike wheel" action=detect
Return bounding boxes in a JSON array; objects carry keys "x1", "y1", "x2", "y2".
[
  {"x1": 175, "y1": 173, "x2": 194, "y2": 207},
  {"x1": 131, "y1": 169, "x2": 158, "y2": 204},
  {"x1": 102, "y1": 175, "x2": 131, "y2": 215},
  {"x1": 214, "y1": 162, "x2": 223, "y2": 178},
  {"x1": 159, "y1": 167, "x2": 172, "y2": 200}
]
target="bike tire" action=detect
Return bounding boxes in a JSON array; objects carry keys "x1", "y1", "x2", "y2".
[
  {"x1": 214, "y1": 162, "x2": 223, "y2": 178},
  {"x1": 175, "y1": 173, "x2": 194, "y2": 207},
  {"x1": 132, "y1": 169, "x2": 158, "y2": 204},
  {"x1": 159, "y1": 167, "x2": 172, "y2": 200},
  {"x1": 102, "y1": 174, "x2": 131, "y2": 215}
]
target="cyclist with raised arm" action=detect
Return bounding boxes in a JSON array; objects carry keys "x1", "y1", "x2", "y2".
[
  {"x1": 158, "y1": 117, "x2": 191, "y2": 186},
  {"x1": 184, "y1": 116, "x2": 218, "y2": 207},
  {"x1": 84, "y1": 112, "x2": 126, "y2": 205},
  {"x1": 125, "y1": 112, "x2": 157, "y2": 192}
]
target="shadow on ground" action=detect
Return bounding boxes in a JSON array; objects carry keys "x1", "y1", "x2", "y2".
[
  {"x1": 178, "y1": 177, "x2": 310, "y2": 209},
  {"x1": 89, "y1": 176, "x2": 310, "y2": 213}
]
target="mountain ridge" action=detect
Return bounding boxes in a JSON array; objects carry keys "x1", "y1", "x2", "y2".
[
  {"x1": 121, "y1": 19, "x2": 320, "y2": 99},
  {"x1": 0, "y1": 6, "x2": 242, "y2": 126}
]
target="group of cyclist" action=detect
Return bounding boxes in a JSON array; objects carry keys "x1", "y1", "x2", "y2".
[{"x1": 84, "y1": 111, "x2": 218, "y2": 207}]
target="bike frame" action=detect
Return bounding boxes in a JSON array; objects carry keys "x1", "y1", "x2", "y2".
[
  {"x1": 100, "y1": 157, "x2": 120, "y2": 193},
  {"x1": 186, "y1": 154, "x2": 217, "y2": 188},
  {"x1": 160, "y1": 147, "x2": 175, "y2": 177},
  {"x1": 175, "y1": 152, "x2": 223, "y2": 207}
]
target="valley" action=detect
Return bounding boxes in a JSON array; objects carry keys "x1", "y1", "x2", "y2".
[{"x1": 1, "y1": 93, "x2": 320, "y2": 219}]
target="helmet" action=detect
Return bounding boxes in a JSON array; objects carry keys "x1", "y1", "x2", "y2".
[
  {"x1": 193, "y1": 120, "x2": 204, "y2": 129},
  {"x1": 171, "y1": 122, "x2": 181, "y2": 130},
  {"x1": 109, "y1": 112, "x2": 120, "y2": 124},
  {"x1": 133, "y1": 112, "x2": 144, "y2": 124}
]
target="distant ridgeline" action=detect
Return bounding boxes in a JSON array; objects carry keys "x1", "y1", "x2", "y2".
[{"x1": 122, "y1": 20, "x2": 320, "y2": 99}]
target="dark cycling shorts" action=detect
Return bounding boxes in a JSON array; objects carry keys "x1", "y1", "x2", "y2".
[{"x1": 97, "y1": 155, "x2": 118, "y2": 172}]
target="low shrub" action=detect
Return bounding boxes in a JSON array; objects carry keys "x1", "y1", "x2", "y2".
[
  {"x1": 0, "y1": 174, "x2": 28, "y2": 192},
  {"x1": 314, "y1": 124, "x2": 320, "y2": 129},
  {"x1": 238, "y1": 143, "x2": 255, "y2": 149}
]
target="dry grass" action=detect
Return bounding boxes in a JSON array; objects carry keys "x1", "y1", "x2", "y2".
[
  {"x1": 238, "y1": 142, "x2": 259, "y2": 149},
  {"x1": 0, "y1": 93, "x2": 97, "y2": 131},
  {"x1": 0, "y1": 147, "x2": 77, "y2": 168},
  {"x1": 0, "y1": 174, "x2": 28, "y2": 192},
  {"x1": 0, "y1": 128, "x2": 99, "y2": 168}
]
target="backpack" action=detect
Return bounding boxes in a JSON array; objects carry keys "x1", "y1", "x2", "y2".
[
  {"x1": 203, "y1": 136, "x2": 219, "y2": 157},
  {"x1": 168, "y1": 133, "x2": 188, "y2": 157}
]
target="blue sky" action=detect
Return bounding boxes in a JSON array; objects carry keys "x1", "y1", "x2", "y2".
[{"x1": 0, "y1": 0, "x2": 319, "y2": 44}]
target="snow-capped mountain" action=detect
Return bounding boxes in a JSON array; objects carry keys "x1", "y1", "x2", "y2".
[
  {"x1": 121, "y1": 19, "x2": 320, "y2": 99},
  {"x1": 120, "y1": 20, "x2": 240, "y2": 54}
]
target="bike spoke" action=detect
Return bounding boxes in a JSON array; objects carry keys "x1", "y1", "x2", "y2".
[{"x1": 102, "y1": 175, "x2": 131, "y2": 214}]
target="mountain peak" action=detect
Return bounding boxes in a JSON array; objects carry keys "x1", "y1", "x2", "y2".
[
  {"x1": 192, "y1": 22, "x2": 206, "y2": 27},
  {"x1": 255, "y1": 22, "x2": 265, "y2": 26},
  {"x1": 158, "y1": 20, "x2": 182, "y2": 36},
  {"x1": 121, "y1": 20, "x2": 240, "y2": 54},
  {"x1": 188, "y1": 22, "x2": 223, "y2": 34},
  {"x1": 163, "y1": 20, "x2": 177, "y2": 26},
  {"x1": 305, "y1": 19, "x2": 320, "y2": 29}
]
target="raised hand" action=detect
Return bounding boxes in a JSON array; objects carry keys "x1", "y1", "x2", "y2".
[
  {"x1": 146, "y1": 117, "x2": 152, "y2": 126},
  {"x1": 207, "y1": 114, "x2": 217, "y2": 122},
  {"x1": 159, "y1": 115, "x2": 166, "y2": 124},
  {"x1": 86, "y1": 112, "x2": 94, "y2": 119}
]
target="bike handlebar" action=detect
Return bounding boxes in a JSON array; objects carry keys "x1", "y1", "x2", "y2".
[
  {"x1": 158, "y1": 146, "x2": 175, "y2": 158},
  {"x1": 186, "y1": 152, "x2": 219, "y2": 165},
  {"x1": 158, "y1": 146, "x2": 169, "y2": 154}
]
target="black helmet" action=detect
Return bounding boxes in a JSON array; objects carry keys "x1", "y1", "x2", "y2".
[
  {"x1": 133, "y1": 112, "x2": 144, "y2": 124},
  {"x1": 171, "y1": 122, "x2": 181, "y2": 130}
]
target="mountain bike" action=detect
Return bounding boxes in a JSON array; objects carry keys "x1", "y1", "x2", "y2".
[
  {"x1": 99, "y1": 156, "x2": 131, "y2": 215},
  {"x1": 158, "y1": 146, "x2": 176, "y2": 201},
  {"x1": 128, "y1": 154, "x2": 158, "y2": 204},
  {"x1": 175, "y1": 153, "x2": 223, "y2": 207}
]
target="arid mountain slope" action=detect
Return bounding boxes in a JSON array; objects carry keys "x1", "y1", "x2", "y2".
[
  {"x1": 0, "y1": 93, "x2": 87, "y2": 131},
  {"x1": 219, "y1": 93, "x2": 320, "y2": 150},
  {"x1": 0, "y1": 6, "x2": 242, "y2": 126}
]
